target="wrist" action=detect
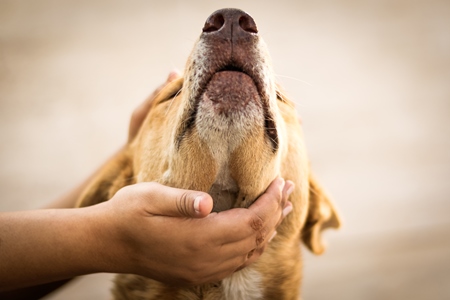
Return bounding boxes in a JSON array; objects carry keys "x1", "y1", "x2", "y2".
[
  {"x1": 53, "y1": 207, "x2": 112, "y2": 276},
  {"x1": 79, "y1": 203, "x2": 129, "y2": 275}
]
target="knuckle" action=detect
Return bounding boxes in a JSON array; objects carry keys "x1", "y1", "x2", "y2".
[
  {"x1": 246, "y1": 211, "x2": 269, "y2": 248},
  {"x1": 247, "y1": 249, "x2": 256, "y2": 259},
  {"x1": 140, "y1": 182, "x2": 159, "y2": 197},
  {"x1": 146, "y1": 181, "x2": 159, "y2": 190},
  {"x1": 177, "y1": 192, "x2": 191, "y2": 216},
  {"x1": 255, "y1": 228, "x2": 267, "y2": 247},
  {"x1": 185, "y1": 234, "x2": 207, "y2": 253},
  {"x1": 115, "y1": 185, "x2": 136, "y2": 202},
  {"x1": 248, "y1": 212, "x2": 264, "y2": 232}
]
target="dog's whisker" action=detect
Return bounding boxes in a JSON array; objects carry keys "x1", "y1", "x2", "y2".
[
  {"x1": 274, "y1": 74, "x2": 315, "y2": 87},
  {"x1": 165, "y1": 87, "x2": 185, "y2": 116},
  {"x1": 270, "y1": 139, "x2": 279, "y2": 148},
  {"x1": 154, "y1": 80, "x2": 178, "y2": 100}
]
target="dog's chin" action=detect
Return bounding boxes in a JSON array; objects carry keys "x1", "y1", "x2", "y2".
[
  {"x1": 201, "y1": 71, "x2": 262, "y2": 117},
  {"x1": 194, "y1": 69, "x2": 265, "y2": 149}
]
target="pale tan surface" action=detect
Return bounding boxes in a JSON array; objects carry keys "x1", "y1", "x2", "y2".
[{"x1": 1, "y1": 1, "x2": 449, "y2": 299}]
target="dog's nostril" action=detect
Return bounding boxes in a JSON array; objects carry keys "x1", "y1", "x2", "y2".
[
  {"x1": 203, "y1": 13, "x2": 225, "y2": 33},
  {"x1": 239, "y1": 15, "x2": 258, "y2": 34}
]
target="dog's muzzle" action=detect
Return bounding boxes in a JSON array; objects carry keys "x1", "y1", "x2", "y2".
[{"x1": 179, "y1": 8, "x2": 279, "y2": 151}]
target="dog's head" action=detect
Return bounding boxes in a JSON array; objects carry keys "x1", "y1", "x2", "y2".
[{"x1": 78, "y1": 8, "x2": 340, "y2": 254}]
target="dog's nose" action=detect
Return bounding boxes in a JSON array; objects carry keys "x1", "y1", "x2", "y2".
[{"x1": 202, "y1": 8, "x2": 258, "y2": 39}]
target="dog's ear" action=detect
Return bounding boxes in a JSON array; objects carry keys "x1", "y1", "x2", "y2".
[
  {"x1": 301, "y1": 174, "x2": 342, "y2": 255},
  {"x1": 76, "y1": 148, "x2": 134, "y2": 207}
]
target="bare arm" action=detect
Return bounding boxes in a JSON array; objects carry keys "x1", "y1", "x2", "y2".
[
  {"x1": 0, "y1": 206, "x2": 111, "y2": 290},
  {"x1": 0, "y1": 178, "x2": 293, "y2": 290}
]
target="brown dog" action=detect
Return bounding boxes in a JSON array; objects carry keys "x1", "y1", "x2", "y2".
[{"x1": 77, "y1": 8, "x2": 341, "y2": 300}]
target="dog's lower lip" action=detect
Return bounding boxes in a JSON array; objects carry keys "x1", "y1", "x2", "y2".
[
  {"x1": 202, "y1": 69, "x2": 262, "y2": 98},
  {"x1": 202, "y1": 71, "x2": 260, "y2": 108},
  {"x1": 215, "y1": 70, "x2": 248, "y2": 79},
  {"x1": 207, "y1": 69, "x2": 252, "y2": 84},
  {"x1": 210, "y1": 70, "x2": 255, "y2": 87}
]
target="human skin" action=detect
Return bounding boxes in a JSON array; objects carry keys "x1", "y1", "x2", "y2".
[{"x1": 0, "y1": 71, "x2": 293, "y2": 293}]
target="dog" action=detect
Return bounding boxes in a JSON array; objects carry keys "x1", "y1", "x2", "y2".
[{"x1": 77, "y1": 8, "x2": 341, "y2": 300}]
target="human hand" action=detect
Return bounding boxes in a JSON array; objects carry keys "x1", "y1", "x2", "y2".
[
  {"x1": 128, "y1": 70, "x2": 181, "y2": 142},
  {"x1": 92, "y1": 177, "x2": 294, "y2": 286}
]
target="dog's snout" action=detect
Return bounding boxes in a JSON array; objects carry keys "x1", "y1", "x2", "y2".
[{"x1": 202, "y1": 8, "x2": 258, "y2": 38}]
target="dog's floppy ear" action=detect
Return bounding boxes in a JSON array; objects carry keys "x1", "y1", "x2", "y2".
[
  {"x1": 76, "y1": 148, "x2": 134, "y2": 207},
  {"x1": 301, "y1": 174, "x2": 342, "y2": 255}
]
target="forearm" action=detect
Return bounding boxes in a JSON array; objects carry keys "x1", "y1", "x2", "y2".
[{"x1": 0, "y1": 206, "x2": 113, "y2": 290}]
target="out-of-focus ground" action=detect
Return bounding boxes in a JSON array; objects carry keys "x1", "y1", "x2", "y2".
[{"x1": 1, "y1": 1, "x2": 449, "y2": 299}]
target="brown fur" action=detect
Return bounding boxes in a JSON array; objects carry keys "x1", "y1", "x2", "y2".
[{"x1": 77, "y1": 8, "x2": 341, "y2": 300}]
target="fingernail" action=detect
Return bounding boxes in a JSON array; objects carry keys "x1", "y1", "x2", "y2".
[
  {"x1": 269, "y1": 231, "x2": 277, "y2": 242},
  {"x1": 282, "y1": 204, "x2": 293, "y2": 217},
  {"x1": 194, "y1": 196, "x2": 201, "y2": 214},
  {"x1": 279, "y1": 177, "x2": 286, "y2": 190},
  {"x1": 286, "y1": 181, "x2": 295, "y2": 196},
  {"x1": 168, "y1": 69, "x2": 181, "y2": 81}
]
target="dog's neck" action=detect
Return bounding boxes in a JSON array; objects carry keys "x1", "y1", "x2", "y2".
[
  {"x1": 209, "y1": 176, "x2": 238, "y2": 212},
  {"x1": 198, "y1": 117, "x2": 247, "y2": 212}
]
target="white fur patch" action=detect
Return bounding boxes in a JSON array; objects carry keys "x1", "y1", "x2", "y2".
[{"x1": 221, "y1": 268, "x2": 263, "y2": 300}]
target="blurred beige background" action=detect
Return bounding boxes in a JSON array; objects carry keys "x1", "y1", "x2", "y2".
[{"x1": 1, "y1": 0, "x2": 449, "y2": 299}]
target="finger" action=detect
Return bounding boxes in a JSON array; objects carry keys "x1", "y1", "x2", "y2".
[
  {"x1": 202, "y1": 208, "x2": 256, "y2": 244},
  {"x1": 275, "y1": 180, "x2": 294, "y2": 228},
  {"x1": 133, "y1": 182, "x2": 213, "y2": 218},
  {"x1": 203, "y1": 178, "x2": 286, "y2": 246},
  {"x1": 205, "y1": 213, "x2": 275, "y2": 261},
  {"x1": 269, "y1": 230, "x2": 278, "y2": 242},
  {"x1": 195, "y1": 178, "x2": 291, "y2": 246},
  {"x1": 213, "y1": 180, "x2": 294, "y2": 275},
  {"x1": 149, "y1": 69, "x2": 181, "y2": 100},
  {"x1": 251, "y1": 177, "x2": 285, "y2": 211},
  {"x1": 167, "y1": 69, "x2": 182, "y2": 82},
  {"x1": 282, "y1": 201, "x2": 293, "y2": 218},
  {"x1": 257, "y1": 178, "x2": 294, "y2": 227},
  {"x1": 199, "y1": 241, "x2": 264, "y2": 283},
  {"x1": 148, "y1": 69, "x2": 181, "y2": 101},
  {"x1": 242, "y1": 243, "x2": 266, "y2": 269},
  {"x1": 247, "y1": 177, "x2": 285, "y2": 229},
  {"x1": 233, "y1": 239, "x2": 268, "y2": 272},
  {"x1": 282, "y1": 180, "x2": 294, "y2": 209}
]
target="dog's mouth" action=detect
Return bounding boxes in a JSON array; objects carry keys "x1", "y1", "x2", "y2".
[
  {"x1": 201, "y1": 68, "x2": 261, "y2": 116},
  {"x1": 175, "y1": 8, "x2": 278, "y2": 153},
  {"x1": 179, "y1": 63, "x2": 278, "y2": 151}
]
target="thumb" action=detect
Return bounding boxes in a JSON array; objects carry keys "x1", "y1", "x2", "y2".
[
  {"x1": 134, "y1": 182, "x2": 213, "y2": 218},
  {"x1": 172, "y1": 191, "x2": 214, "y2": 218}
]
